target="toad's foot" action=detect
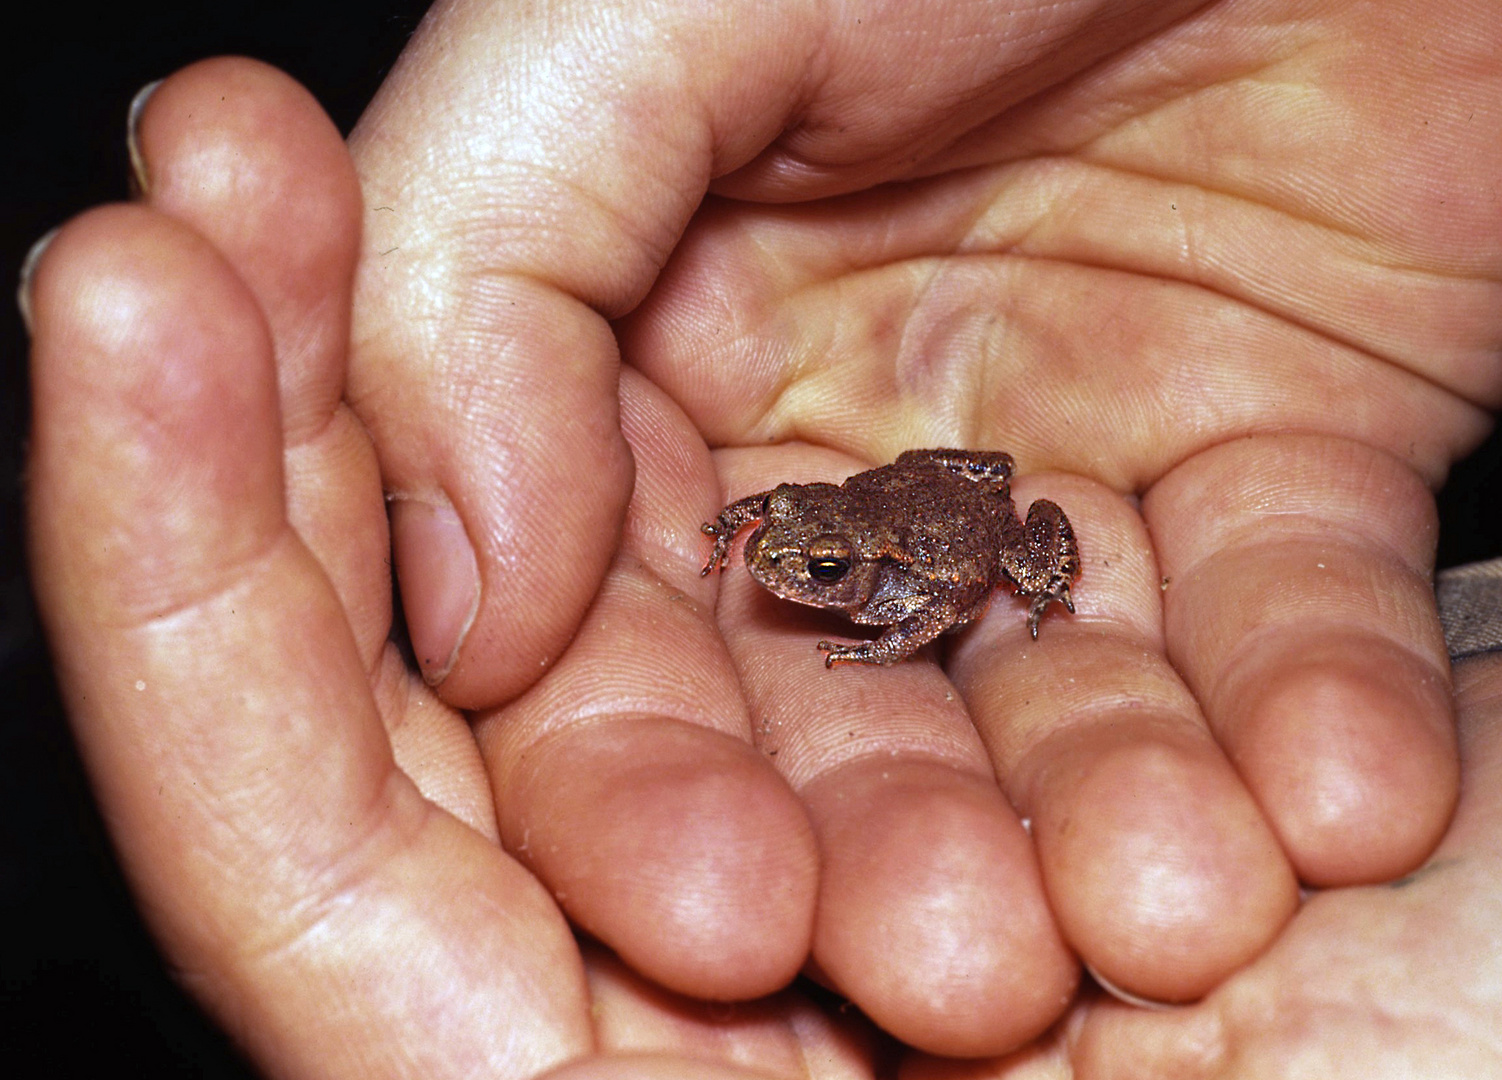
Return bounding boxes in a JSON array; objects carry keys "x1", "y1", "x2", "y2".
[
  {"x1": 700, "y1": 492, "x2": 769, "y2": 575},
  {"x1": 1025, "y1": 577, "x2": 1075, "y2": 640},
  {"x1": 818, "y1": 638, "x2": 897, "y2": 667}
]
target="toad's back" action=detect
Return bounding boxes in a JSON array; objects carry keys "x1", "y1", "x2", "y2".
[{"x1": 836, "y1": 457, "x2": 1014, "y2": 573}]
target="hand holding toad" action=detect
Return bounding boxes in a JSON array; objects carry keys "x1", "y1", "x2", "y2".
[{"x1": 24, "y1": 0, "x2": 1502, "y2": 1072}]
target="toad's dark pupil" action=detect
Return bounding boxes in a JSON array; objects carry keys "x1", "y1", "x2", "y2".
[{"x1": 807, "y1": 558, "x2": 850, "y2": 583}]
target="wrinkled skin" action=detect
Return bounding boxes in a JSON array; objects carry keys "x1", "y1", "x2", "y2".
[
  {"x1": 701, "y1": 448, "x2": 1079, "y2": 665},
  {"x1": 22, "y1": 0, "x2": 1502, "y2": 1075}
]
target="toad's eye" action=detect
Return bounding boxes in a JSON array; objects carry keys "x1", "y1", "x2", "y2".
[
  {"x1": 807, "y1": 557, "x2": 850, "y2": 583},
  {"x1": 805, "y1": 534, "x2": 854, "y2": 583}
]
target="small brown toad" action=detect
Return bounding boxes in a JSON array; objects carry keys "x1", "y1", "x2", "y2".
[{"x1": 701, "y1": 448, "x2": 1079, "y2": 666}]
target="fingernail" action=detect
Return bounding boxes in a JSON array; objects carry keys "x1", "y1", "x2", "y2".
[
  {"x1": 16, "y1": 226, "x2": 59, "y2": 336},
  {"x1": 1085, "y1": 963, "x2": 1181, "y2": 1011},
  {"x1": 127, "y1": 79, "x2": 163, "y2": 196},
  {"x1": 389, "y1": 497, "x2": 479, "y2": 685}
]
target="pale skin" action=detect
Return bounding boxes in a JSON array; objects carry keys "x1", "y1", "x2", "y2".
[{"x1": 21, "y1": 0, "x2": 1502, "y2": 1076}]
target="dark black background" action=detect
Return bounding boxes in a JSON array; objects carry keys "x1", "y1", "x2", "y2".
[{"x1": 3, "y1": 5, "x2": 1499, "y2": 1076}]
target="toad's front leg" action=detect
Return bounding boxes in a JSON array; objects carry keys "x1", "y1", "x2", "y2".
[
  {"x1": 998, "y1": 498, "x2": 1080, "y2": 639},
  {"x1": 700, "y1": 492, "x2": 770, "y2": 574}
]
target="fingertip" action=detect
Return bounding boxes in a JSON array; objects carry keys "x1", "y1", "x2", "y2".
[
  {"x1": 1147, "y1": 435, "x2": 1459, "y2": 888},
  {"x1": 804, "y1": 760, "x2": 1078, "y2": 1056},
  {"x1": 496, "y1": 718, "x2": 819, "y2": 1001},
  {"x1": 1029, "y1": 722, "x2": 1298, "y2": 1004},
  {"x1": 29, "y1": 201, "x2": 273, "y2": 430},
  {"x1": 353, "y1": 278, "x2": 636, "y2": 709},
  {"x1": 133, "y1": 56, "x2": 361, "y2": 433},
  {"x1": 1221, "y1": 634, "x2": 1458, "y2": 886},
  {"x1": 141, "y1": 56, "x2": 359, "y2": 245},
  {"x1": 29, "y1": 205, "x2": 281, "y2": 617},
  {"x1": 29, "y1": 202, "x2": 282, "y2": 537}
]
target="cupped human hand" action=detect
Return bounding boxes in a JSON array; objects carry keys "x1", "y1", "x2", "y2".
[
  {"x1": 903, "y1": 650, "x2": 1502, "y2": 1079},
  {"x1": 343, "y1": 0, "x2": 1501, "y2": 1050},
  {"x1": 24, "y1": 58, "x2": 908, "y2": 1080}
]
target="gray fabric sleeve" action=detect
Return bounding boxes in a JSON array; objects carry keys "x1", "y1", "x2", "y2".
[{"x1": 1438, "y1": 558, "x2": 1502, "y2": 661}]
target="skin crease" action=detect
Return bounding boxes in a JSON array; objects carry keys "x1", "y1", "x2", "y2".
[{"x1": 18, "y1": 0, "x2": 1502, "y2": 1078}]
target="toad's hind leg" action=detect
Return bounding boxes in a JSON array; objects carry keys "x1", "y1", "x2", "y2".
[
  {"x1": 819, "y1": 607, "x2": 960, "y2": 667},
  {"x1": 896, "y1": 448, "x2": 1015, "y2": 484},
  {"x1": 999, "y1": 499, "x2": 1080, "y2": 639}
]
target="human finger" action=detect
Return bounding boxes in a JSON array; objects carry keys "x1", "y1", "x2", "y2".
[
  {"x1": 128, "y1": 59, "x2": 381, "y2": 655},
  {"x1": 472, "y1": 369, "x2": 820, "y2": 1002},
  {"x1": 1143, "y1": 435, "x2": 1457, "y2": 885},
  {"x1": 584, "y1": 943, "x2": 881, "y2": 1077},
  {"x1": 947, "y1": 472, "x2": 1298, "y2": 1005},
  {"x1": 128, "y1": 54, "x2": 497, "y2": 837}
]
